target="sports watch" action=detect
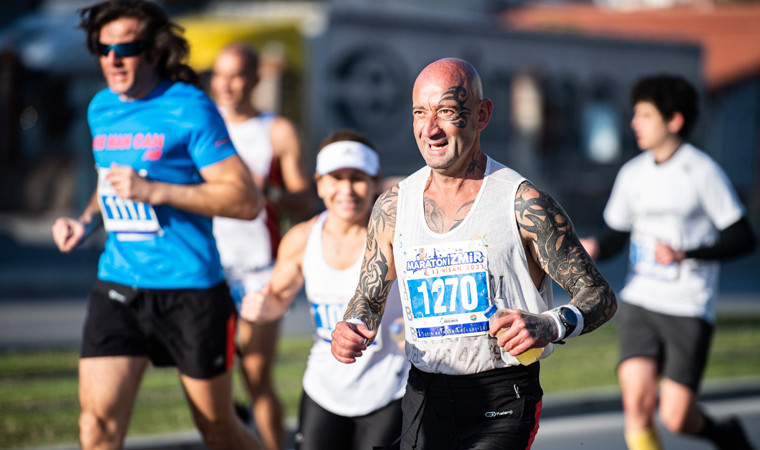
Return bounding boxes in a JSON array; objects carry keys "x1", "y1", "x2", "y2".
[{"x1": 557, "y1": 306, "x2": 578, "y2": 338}]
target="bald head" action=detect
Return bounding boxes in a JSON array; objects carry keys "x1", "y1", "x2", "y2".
[
  {"x1": 414, "y1": 58, "x2": 483, "y2": 102},
  {"x1": 216, "y1": 42, "x2": 259, "y2": 78},
  {"x1": 211, "y1": 42, "x2": 260, "y2": 116}
]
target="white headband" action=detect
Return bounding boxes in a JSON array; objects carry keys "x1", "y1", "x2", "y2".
[{"x1": 316, "y1": 140, "x2": 379, "y2": 176}]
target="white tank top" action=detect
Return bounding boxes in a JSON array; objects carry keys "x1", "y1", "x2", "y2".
[
  {"x1": 301, "y1": 212, "x2": 409, "y2": 416},
  {"x1": 393, "y1": 157, "x2": 554, "y2": 375},
  {"x1": 213, "y1": 114, "x2": 278, "y2": 271}
]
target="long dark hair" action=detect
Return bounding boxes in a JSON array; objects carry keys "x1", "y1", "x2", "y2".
[{"x1": 79, "y1": 0, "x2": 199, "y2": 87}]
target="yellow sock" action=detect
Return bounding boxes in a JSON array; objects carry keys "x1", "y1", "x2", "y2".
[{"x1": 625, "y1": 428, "x2": 662, "y2": 450}]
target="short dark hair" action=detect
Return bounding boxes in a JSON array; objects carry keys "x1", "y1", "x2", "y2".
[
  {"x1": 319, "y1": 129, "x2": 376, "y2": 152},
  {"x1": 631, "y1": 74, "x2": 699, "y2": 139},
  {"x1": 79, "y1": 0, "x2": 199, "y2": 87}
]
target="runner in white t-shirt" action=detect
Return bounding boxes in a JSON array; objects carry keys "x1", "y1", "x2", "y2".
[
  {"x1": 211, "y1": 43, "x2": 313, "y2": 450},
  {"x1": 581, "y1": 74, "x2": 757, "y2": 450},
  {"x1": 241, "y1": 131, "x2": 409, "y2": 450}
]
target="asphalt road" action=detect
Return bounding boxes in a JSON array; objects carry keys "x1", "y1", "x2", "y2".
[{"x1": 29, "y1": 384, "x2": 760, "y2": 450}]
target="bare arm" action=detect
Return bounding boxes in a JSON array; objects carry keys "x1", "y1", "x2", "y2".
[
  {"x1": 107, "y1": 154, "x2": 262, "y2": 220},
  {"x1": 269, "y1": 117, "x2": 313, "y2": 215},
  {"x1": 51, "y1": 191, "x2": 102, "y2": 253},
  {"x1": 240, "y1": 219, "x2": 310, "y2": 322},
  {"x1": 515, "y1": 181, "x2": 617, "y2": 335}
]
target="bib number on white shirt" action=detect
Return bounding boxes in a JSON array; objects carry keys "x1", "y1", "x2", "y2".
[
  {"x1": 311, "y1": 300, "x2": 380, "y2": 346},
  {"x1": 630, "y1": 226, "x2": 679, "y2": 281},
  {"x1": 402, "y1": 241, "x2": 491, "y2": 340},
  {"x1": 408, "y1": 272, "x2": 487, "y2": 318},
  {"x1": 97, "y1": 168, "x2": 161, "y2": 237}
]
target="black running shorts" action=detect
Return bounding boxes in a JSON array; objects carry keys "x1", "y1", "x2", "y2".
[
  {"x1": 81, "y1": 279, "x2": 238, "y2": 379},
  {"x1": 400, "y1": 364, "x2": 543, "y2": 450},
  {"x1": 295, "y1": 391, "x2": 402, "y2": 450},
  {"x1": 618, "y1": 301, "x2": 714, "y2": 390}
]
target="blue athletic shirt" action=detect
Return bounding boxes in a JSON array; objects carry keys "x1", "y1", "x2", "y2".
[{"x1": 88, "y1": 80, "x2": 237, "y2": 289}]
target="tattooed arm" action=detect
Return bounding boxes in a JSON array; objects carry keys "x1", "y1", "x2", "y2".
[
  {"x1": 517, "y1": 181, "x2": 617, "y2": 333},
  {"x1": 331, "y1": 186, "x2": 399, "y2": 363},
  {"x1": 491, "y1": 181, "x2": 617, "y2": 355}
]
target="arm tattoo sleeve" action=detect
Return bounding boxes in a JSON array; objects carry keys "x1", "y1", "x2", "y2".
[
  {"x1": 343, "y1": 186, "x2": 399, "y2": 331},
  {"x1": 515, "y1": 182, "x2": 617, "y2": 333}
]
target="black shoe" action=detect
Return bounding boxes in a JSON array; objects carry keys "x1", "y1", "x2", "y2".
[{"x1": 715, "y1": 416, "x2": 755, "y2": 450}]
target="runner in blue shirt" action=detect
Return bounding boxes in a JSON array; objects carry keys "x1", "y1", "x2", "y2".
[{"x1": 50, "y1": 1, "x2": 264, "y2": 448}]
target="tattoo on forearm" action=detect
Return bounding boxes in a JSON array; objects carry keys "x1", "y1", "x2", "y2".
[
  {"x1": 514, "y1": 182, "x2": 617, "y2": 333},
  {"x1": 343, "y1": 186, "x2": 398, "y2": 330}
]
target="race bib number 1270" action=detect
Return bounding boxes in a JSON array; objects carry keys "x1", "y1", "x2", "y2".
[{"x1": 402, "y1": 241, "x2": 491, "y2": 340}]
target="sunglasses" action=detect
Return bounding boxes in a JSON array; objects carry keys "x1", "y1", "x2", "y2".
[{"x1": 96, "y1": 41, "x2": 147, "y2": 57}]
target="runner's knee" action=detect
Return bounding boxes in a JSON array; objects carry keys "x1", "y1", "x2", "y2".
[{"x1": 79, "y1": 410, "x2": 122, "y2": 449}]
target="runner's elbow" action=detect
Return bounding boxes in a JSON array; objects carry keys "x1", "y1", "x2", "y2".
[
  {"x1": 234, "y1": 186, "x2": 264, "y2": 220},
  {"x1": 236, "y1": 202, "x2": 261, "y2": 220}
]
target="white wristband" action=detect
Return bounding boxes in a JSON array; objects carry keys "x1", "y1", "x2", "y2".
[
  {"x1": 345, "y1": 316, "x2": 371, "y2": 346},
  {"x1": 543, "y1": 309, "x2": 566, "y2": 342},
  {"x1": 345, "y1": 317, "x2": 367, "y2": 327}
]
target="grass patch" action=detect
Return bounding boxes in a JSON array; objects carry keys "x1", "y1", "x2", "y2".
[{"x1": 2, "y1": 315, "x2": 759, "y2": 448}]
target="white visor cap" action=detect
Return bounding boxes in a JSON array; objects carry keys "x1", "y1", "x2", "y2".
[{"x1": 316, "y1": 141, "x2": 379, "y2": 177}]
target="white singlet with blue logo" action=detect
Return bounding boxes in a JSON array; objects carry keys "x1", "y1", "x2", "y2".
[
  {"x1": 393, "y1": 157, "x2": 554, "y2": 375},
  {"x1": 301, "y1": 212, "x2": 409, "y2": 416}
]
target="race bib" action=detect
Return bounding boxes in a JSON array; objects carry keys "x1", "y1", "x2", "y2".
[
  {"x1": 402, "y1": 241, "x2": 491, "y2": 340},
  {"x1": 309, "y1": 299, "x2": 381, "y2": 346},
  {"x1": 630, "y1": 221, "x2": 680, "y2": 281},
  {"x1": 97, "y1": 168, "x2": 161, "y2": 239}
]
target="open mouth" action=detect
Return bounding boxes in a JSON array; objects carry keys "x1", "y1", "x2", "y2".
[
  {"x1": 428, "y1": 141, "x2": 447, "y2": 152},
  {"x1": 109, "y1": 71, "x2": 128, "y2": 82}
]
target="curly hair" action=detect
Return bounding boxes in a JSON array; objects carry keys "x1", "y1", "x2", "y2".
[{"x1": 79, "y1": 0, "x2": 199, "y2": 87}]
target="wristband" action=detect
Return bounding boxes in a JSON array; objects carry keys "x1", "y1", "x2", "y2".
[
  {"x1": 543, "y1": 305, "x2": 584, "y2": 343},
  {"x1": 345, "y1": 317, "x2": 370, "y2": 345},
  {"x1": 345, "y1": 316, "x2": 367, "y2": 327},
  {"x1": 542, "y1": 309, "x2": 566, "y2": 342}
]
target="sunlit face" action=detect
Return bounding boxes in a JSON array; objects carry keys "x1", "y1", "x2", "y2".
[
  {"x1": 98, "y1": 17, "x2": 158, "y2": 100},
  {"x1": 412, "y1": 68, "x2": 481, "y2": 173},
  {"x1": 210, "y1": 50, "x2": 256, "y2": 112},
  {"x1": 316, "y1": 168, "x2": 377, "y2": 223},
  {"x1": 630, "y1": 101, "x2": 672, "y2": 151}
]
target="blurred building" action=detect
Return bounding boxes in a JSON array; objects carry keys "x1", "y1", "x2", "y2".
[
  {"x1": 499, "y1": 1, "x2": 760, "y2": 227},
  {"x1": 307, "y1": 0, "x2": 760, "y2": 231}
]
